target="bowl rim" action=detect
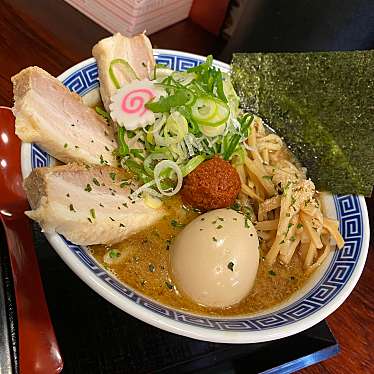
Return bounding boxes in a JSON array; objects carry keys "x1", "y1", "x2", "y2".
[{"x1": 20, "y1": 50, "x2": 370, "y2": 343}]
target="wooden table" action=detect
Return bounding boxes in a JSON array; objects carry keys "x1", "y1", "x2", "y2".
[{"x1": 0, "y1": 0, "x2": 372, "y2": 372}]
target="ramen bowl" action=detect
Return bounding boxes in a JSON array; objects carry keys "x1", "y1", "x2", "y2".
[{"x1": 20, "y1": 50, "x2": 370, "y2": 343}]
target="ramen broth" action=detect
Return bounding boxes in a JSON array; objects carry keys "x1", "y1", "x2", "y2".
[{"x1": 90, "y1": 195, "x2": 309, "y2": 316}]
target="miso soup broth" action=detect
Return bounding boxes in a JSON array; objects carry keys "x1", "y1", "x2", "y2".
[{"x1": 91, "y1": 196, "x2": 309, "y2": 316}]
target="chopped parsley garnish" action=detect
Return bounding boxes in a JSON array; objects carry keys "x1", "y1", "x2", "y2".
[
  {"x1": 231, "y1": 202, "x2": 241, "y2": 211},
  {"x1": 90, "y1": 208, "x2": 96, "y2": 219},
  {"x1": 218, "y1": 217, "x2": 224, "y2": 221},
  {"x1": 171, "y1": 219, "x2": 185, "y2": 228},
  {"x1": 109, "y1": 249, "x2": 120, "y2": 259},
  {"x1": 122, "y1": 203, "x2": 128, "y2": 208},
  {"x1": 165, "y1": 281, "x2": 174, "y2": 290},
  {"x1": 99, "y1": 155, "x2": 108, "y2": 165},
  {"x1": 280, "y1": 240, "x2": 285, "y2": 244},
  {"x1": 297, "y1": 223, "x2": 303, "y2": 229},
  {"x1": 212, "y1": 237, "x2": 218, "y2": 242},
  {"x1": 216, "y1": 225, "x2": 223, "y2": 229},
  {"x1": 69, "y1": 204, "x2": 75, "y2": 212},
  {"x1": 269, "y1": 270, "x2": 276, "y2": 276},
  {"x1": 109, "y1": 172, "x2": 116, "y2": 181},
  {"x1": 262, "y1": 175, "x2": 273, "y2": 181},
  {"x1": 148, "y1": 264, "x2": 155, "y2": 272},
  {"x1": 227, "y1": 261, "x2": 234, "y2": 271},
  {"x1": 75, "y1": 145, "x2": 79, "y2": 149},
  {"x1": 92, "y1": 178, "x2": 100, "y2": 186},
  {"x1": 244, "y1": 217, "x2": 251, "y2": 228},
  {"x1": 290, "y1": 235, "x2": 296, "y2": 242},
  {"x1": 284, "y1": 181, "x2": 292, "y2": 192},
  {"x1": 84, "y1": 184, "x2": 92, "y2": 192},
  {"x1": 64, "y1": 143, "x2": 68, "y2": 148},
  {"x1": 165, "y1": 239, "x2": 172, "y2": 250},
  {"x1": 285, "y1": 223, "x2": 293, "y2": 236},
  {"x1": 99, "y1": 203, "x2": 104, "y2": 207}
]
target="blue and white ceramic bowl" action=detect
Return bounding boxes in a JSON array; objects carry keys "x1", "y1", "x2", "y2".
[{"x1": 21, "y1": 50, "x2": 370, "y2": 343}]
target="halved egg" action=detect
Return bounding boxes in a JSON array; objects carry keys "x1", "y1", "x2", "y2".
[{"x1": 170, "y1": 208, "x2": 259, "y2": 308}]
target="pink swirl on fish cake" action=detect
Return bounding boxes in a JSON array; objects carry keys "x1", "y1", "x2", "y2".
[{"x1": 121, "y1": 88, "x2": 155, "y2": 117}]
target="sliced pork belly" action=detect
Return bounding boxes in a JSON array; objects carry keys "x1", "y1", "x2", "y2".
[
  {"x1": 12, "y1": 67, "x2": 117, "y2": 166},
  {"x1": 92, "y1": 32, "x2": 155, "y2": 111},
  {"x1": 24, "y1": 164, "x2": 165, "y2": 245}
]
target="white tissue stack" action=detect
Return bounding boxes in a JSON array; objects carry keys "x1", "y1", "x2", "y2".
[{"x1": 65, "y1": 0, "x2": 193, "y2": 36}]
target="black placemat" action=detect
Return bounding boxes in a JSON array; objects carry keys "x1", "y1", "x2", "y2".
[{"x1": 0, "y1": 223, "x2": 339, "y2": 373}]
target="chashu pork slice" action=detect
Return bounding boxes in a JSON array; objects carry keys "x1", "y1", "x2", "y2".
[
  {"x1": 12, "y1": 67, "x2": 117, "y2": 166},
  {"x1": 24, "y1": 164, "x2": 165, "y2": 245},
  {"x1": 92, "y1": 32, "x2": 155, "y2": 111}
]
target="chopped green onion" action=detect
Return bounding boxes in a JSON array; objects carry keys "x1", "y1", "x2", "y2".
[
  {"x1": 154, "y1": 160, "x2": 183, "y2": 196},
  {"x1": 239, "y1": 113, "x2": 254, "y2": 137},
  {"x1": 125, "y1": 159, "x2": 151, "y2": 183},
  {"x1": 109, "y1": 249, "x2": 120, "y2": 258},
  {"x1": 144, "y1": 153, "x2": 168, "y2": 175},
  {"x1": 95, "y1": 106, "x2": 111, "y2": 121},
  {"x1": 145, "y1": 89, "x2": 191, "y2": 113},
  {"x1": 117, "y1": 127, "x2": 129, "y2": 157},
  {"x1": 109, "y1": 58, "x2": 138, "y2": 89},
  {"x1": 130, "y1": 149, "x2": 145, "y2": 160},
  {"x1": 191, "y1": 97, "x2": 229, "y2": 127},
  {"x1": 171, "y1": 219, "x2": 185, "y2": 228},
  {"x1": 215, "y1": 70, "x2": 227, "y2": 102},
  {"x1": 180, "y1": 155, "x2": 205, "y2": 176},
  {"x1": 192, "y1": 97, "x2": 217, "y2": 121},
  {"x1": 223, "y1": 133, "x2": 241, "y2": 160}
]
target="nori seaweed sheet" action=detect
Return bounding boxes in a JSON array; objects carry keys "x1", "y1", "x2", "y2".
[{"x1": 231, "y1": 51, "x2": 374, "y2": 196}]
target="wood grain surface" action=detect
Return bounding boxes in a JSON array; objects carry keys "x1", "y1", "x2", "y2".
[{"x1": 0, "y1": 0, "x2": 372, "y2": 372}]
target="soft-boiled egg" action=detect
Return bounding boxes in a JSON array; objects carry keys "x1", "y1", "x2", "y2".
[{"x1": 170, "y1": 208, "x2": 259, "y2": 308}]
